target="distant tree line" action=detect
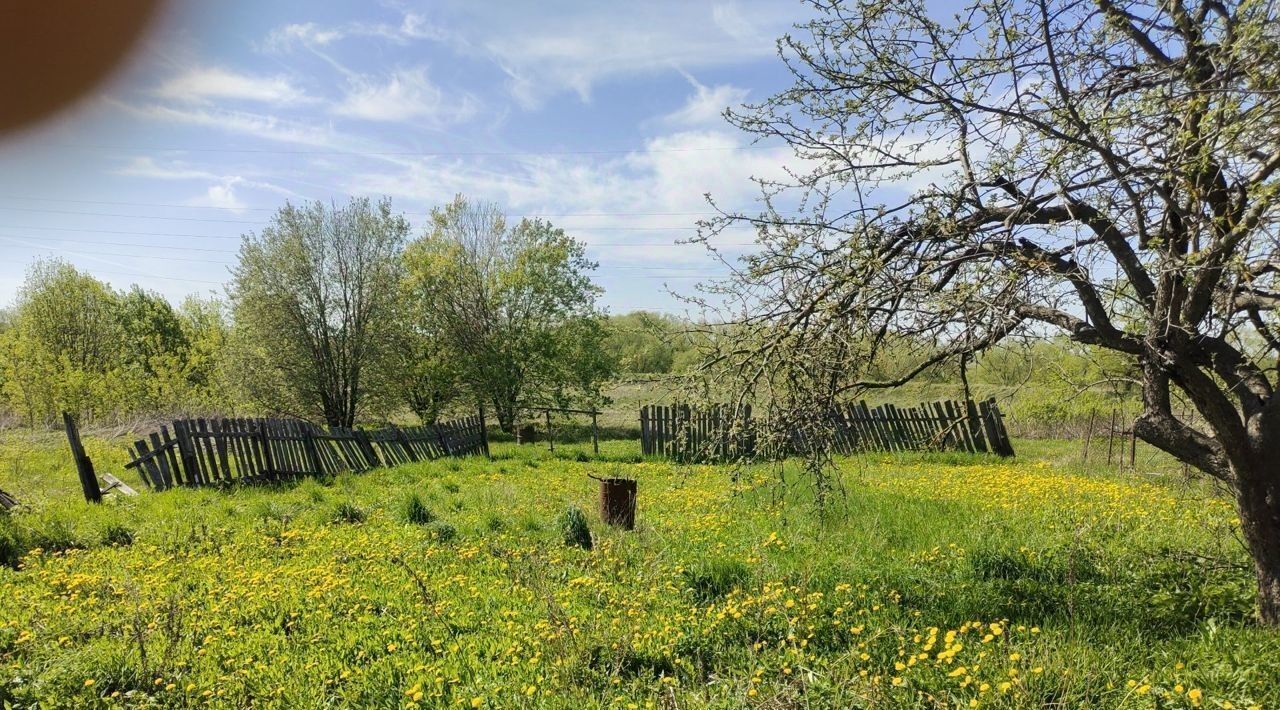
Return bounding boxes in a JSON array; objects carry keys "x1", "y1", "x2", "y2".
[{"x1": 0, "y1": 195, "x2": 643, "y2": 431}]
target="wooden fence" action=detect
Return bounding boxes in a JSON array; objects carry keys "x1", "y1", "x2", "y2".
[
  {"x1": 124, "y1": 415, "x2": 488, "y2": 492},
  {"x1": 639, "y1": 404, "x2": 756, "y2": 462},
  {"x1": 640, "y1": 398, "x2": 1014, "y2": 463}
]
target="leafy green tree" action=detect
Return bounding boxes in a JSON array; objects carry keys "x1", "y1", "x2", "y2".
[
  {"x1": 229, "y1": 198, "x2": 408, "y2": 427},
  {"x1": 603, "y1": 311, "x2": 709, "y2": 375},
  {"x1": 116, "y1": 286, "x2": 189, "y2": 374},
  {"x1": 404, "y1": 196, "x2": 613, "y2": 432},
  {"x1": 0, "y1": 260, "x2": 127, "y2": 425}
]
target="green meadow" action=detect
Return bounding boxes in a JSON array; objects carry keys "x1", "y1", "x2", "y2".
[{"x1": 0, "y1": 435, "x2": 1274, "y2": 708}]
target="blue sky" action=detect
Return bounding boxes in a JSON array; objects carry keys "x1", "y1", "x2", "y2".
[{"x1": 0, "y1": 0, "x2": 808, "y2": 315}]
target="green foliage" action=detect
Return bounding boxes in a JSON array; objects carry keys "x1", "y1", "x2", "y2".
[
  {"x1": 0, "y1": 260, "x2": 234, "y2": 426},
  {"x1": 228, "y1": 198, "x2": 408, "y2": 427},
  {"x1": 331, "y1": 501, "x2": 367, "y2": 525},
  {"x1": 682, "y1": 558, "x2": 750, "y2": 603},
  {"x1": 424, "y1": 520, "x2": 457, "y2": 543},
  {"x1": 602, "y1": 311, "x2": 704, "y2": 374},
  {"x1": 0, "y1": 439, "x2": 1274, "y2": 707},
  {"x1": 99, "y1": 523, "x2": 135, "y2": 548},
  {"x1": 403, "y1": 196, "x2": 614, "y2": 432},
  {"x1": 0, "y1": 517, "x2": 18, "y2": 569},
  {"x1": 400, "y1": 492, "x2": 436, "y2": 525},
  {"x1": 559, "y1": 505, "x2": 593, "y2": 550}
]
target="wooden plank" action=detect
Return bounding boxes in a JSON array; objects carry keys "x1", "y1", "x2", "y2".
[
  {"x1": 944, "y1": 401, "x2": 973, "y2": 452},
  {"x1": 151, "y1": 431, "x2": 176, "y2": 489},
  {"x1": 101, "y1": 473, "x2": 138, "y2": 497},
  {"x1": 988, "y1": 398, "x2": 1015, "y2": 456},
  {"x1": 963, "y1": 399, "x2": 989, "y2": 453}
]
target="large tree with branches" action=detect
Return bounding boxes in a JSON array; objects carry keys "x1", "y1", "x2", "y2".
[{"x1": 700, "y1": 0, "x2": 1280, "y2": 623}]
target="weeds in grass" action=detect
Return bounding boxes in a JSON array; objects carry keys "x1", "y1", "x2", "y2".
[
  {"x1": 559, "y1": 506, "x2": 592, "y2": 550},
  {"x1": 401, "y1": 493, "x2": 435, "y2": 525}
]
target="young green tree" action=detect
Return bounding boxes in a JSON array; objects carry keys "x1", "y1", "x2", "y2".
[
  {"x1": 404, "y1": 196, "x2": 613, "y2": 432},
  {"x1": 229, "y1": 198, "x2": 408, "y2": 427},
  {"x1": 0, "y1": 259, "x2": 127, "y2": 425}
]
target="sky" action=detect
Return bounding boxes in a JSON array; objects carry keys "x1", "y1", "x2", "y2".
[{"x1": 0, "y1": 0, "x2": 809, "y2": 315}]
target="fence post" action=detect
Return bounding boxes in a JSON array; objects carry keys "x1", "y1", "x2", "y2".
[
  {"x1": 478, "y1": 404, "x2": 491, "y2": 458},
  {"x1": 62, "y1": 412, "x2": 101, "y2": 504},
  {"x1": 591, "y1": 410, "x2": 599, "y2": 457},
  {"x1": 545, "y1": 409, "x2": 554, "y2": 452}
]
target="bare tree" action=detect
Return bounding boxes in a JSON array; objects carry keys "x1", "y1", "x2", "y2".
[
  {"x1": 700, "y1": 0, "x2": 1280, "y2": 623},
  {"x1": 230, "y1": 198, "x2": 407, "y2": 427}
]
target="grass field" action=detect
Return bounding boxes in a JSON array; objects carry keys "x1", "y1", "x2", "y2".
[{"x1": 0, "y1": 435, "x2": 1275, "y2": 708}]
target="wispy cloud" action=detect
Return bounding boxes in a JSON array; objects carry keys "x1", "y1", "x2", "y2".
[
  {"x1": 466, "y1": 1, "x2": 790, "y2": 108},
  {"x1": 108, "y1": 98, "x2": 339, "y2": 147},
  {"x1": 660, "y1": 73, "x2": 749, "y2": 127},
  {"x1": 332, "y1": 68, "x2": 478, "y2": 125},
  {"x1": 263, "y1": 12, "x2": 450, "y2": 53},
  {"x1": 155, "y1": 67, "x2": 311, "y2": 105}
]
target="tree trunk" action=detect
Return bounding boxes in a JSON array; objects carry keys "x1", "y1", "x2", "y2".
[
  {"x1": 492, "y1": 398, "x2": 517, "y2": 434},
  {"x1": 1235, "y1": 471, "x2": 1280, "y2": 625}
]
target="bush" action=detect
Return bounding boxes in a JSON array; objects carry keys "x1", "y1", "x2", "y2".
[
  {"x1": 559, "y1": 506, "x2": 593, "y2": 550},
  {"x1": 0, "y1": 520, "x2": 19, "y2": 569},
  {"x1": 401, "y1": 493, "x2": 436, "y2": 525},
  {"x1": 683, "y1": 559, "x2": 750, "y2": 603},
  {"x1": 426, "y1": 521, "x2": 457, "y2": 543},
  {"x1": 332, "y1": 501, "x2": 367, "y2": 525},
  {"x1": 100, "y1": 523, "x2": 135, "y2": 547},
  {"x1": 24, "y1": 516, "x2": 83, "y2": 553}
]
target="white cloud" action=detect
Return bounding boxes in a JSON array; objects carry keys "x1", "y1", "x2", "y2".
[
  {"x1": 115, "y1": 156, "x2": 221, "y2": 181},
  {"x1": 114, "y1": 158, "x2": 302, "y2": 204},
  {"x1": 192, "y1": 178, "x2": 248, "y2": 211},
  {"x1": 108, "y1": 98, "x2": 340, "y2": 147},
  {"x1": 263, "y1": 22, "x2": 343, "y2": 52},
  {"x1": 155, "y1": 67, "x2": 310, "y2": 105},
  {"x1": 464, "y1": 1, "x2": 793, "y2": 108},
  {"x1": 340, "y1": 126, "x2": 797, "y2": 264},
  {"x1": 263, "y1": 13, "x2": 449, "y2": 52},
  {"x1": 661, "y1": 75, "x2": 749, "y2": 127},
  {"x1": 332, "y1": 68, "x2": 477, "y2": 125}
]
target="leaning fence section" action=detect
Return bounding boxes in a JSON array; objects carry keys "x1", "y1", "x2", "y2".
[
  {"x1": 640, "y1": 398, "x2": 1014, "y2": 463},
  {"x1": 124, "y1": 415, "x2": 488, "y2": 492}
]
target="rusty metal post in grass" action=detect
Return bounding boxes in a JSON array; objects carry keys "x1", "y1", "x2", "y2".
[{"x1": 597, "y1": 476, "x2": 636, "y2": 530}]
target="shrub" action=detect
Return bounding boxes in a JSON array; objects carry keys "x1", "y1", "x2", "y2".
[
  {"x1": 559, "y1": 506, "x2": 593, "y2": 550},
  {"x1": 0, "y1": 520, "x2": 19, "y2": 569},
  {"x1": 401, "y1": 493, "x2": 436, "y2": 525},
  {"x1": 426, "y1": 521, "x2": 457, "y2": 543},
  {"x1": 332, "y1": 501, "x2": 367, "y2": 525},
  {"x1": 24, "y1": 516, "x2": 82, "y2": 553},
  {"x1": 683, "y1": 559, "x2": 750, "y2": 603},
  {"x1": 100, "y1": 523, "x2": 135, "y2": 547}
]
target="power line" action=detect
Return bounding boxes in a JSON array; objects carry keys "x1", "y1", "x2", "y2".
[
  {"x1": 2, "y1": 239, "x2": 722, "y2": 274},
  {"x1": 0, "y1": 236, "x2": 236, "y2": 253},
  {"x1": 0, "y1": 194, "x2": 731, "y2": 218},
  {"x1": 53, "y1": 142, "x2": 778, "y2": 157},
  {"x1": 0, "y1": 223, "x2": 732, "y2": 241}
]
